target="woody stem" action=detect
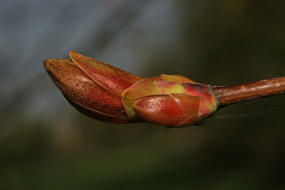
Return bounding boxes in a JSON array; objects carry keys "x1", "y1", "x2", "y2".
[{"x1": 212, "y1": 77, "x2": 285, "y2": 107}]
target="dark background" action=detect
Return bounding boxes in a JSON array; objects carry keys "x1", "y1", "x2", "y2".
[{"x1": 1, "y1": 0, "x2": 285, "y2": 189}]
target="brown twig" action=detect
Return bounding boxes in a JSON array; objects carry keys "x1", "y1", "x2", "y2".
[{"x1": 212, "y1": 77, "x2": 285, "y2": 107}]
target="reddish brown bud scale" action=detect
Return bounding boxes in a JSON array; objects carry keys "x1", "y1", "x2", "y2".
[
  {"x1": 133, "y1": 94, "x2": 200, "y2": 126},
  {"x1": 69, "y1": 50, "x2": 142, "y2": 95},
  {"x1": 44, "y1": 53, "x2": 131, "y2": 123}
]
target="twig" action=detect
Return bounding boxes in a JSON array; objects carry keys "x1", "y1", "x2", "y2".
[{"x1": 212, "y1": 77, "x2": 285, "y2": 106}]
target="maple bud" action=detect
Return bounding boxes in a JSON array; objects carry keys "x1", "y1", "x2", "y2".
[
  {"x1": 44, "y1": 51, "x2": 142, "y2": 123},
  {"x1": 44, "y1": 51, "x2": 217, "y2": 127}
]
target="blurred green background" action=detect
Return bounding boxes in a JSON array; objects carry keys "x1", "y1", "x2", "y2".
[{"x1": 1, "y1": 0, "x2": 285, "y2": 189}]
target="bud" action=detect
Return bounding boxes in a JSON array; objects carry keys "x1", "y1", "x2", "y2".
[
  {"x1": 44, "y1": 51, "x2": 217, "y2": 127},
  {"x1": 122, "y1": 75, "x2": 217, "y2": 126},
  {"x1": 44, "y1": 51, "x2": 142, "y2": 123}
]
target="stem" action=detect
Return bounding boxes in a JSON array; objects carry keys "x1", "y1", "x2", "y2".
[{"x1": 212, "y1": 77, "x2": 285, "y2": 107}]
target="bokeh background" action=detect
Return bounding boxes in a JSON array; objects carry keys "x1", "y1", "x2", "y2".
[{"x1": 1, "y1": 0, "x2": 285, "y2": 189}]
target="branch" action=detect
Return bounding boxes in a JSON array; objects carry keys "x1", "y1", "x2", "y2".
[{"x1": 212, "y1": 77, "x2": 285, "y2": 106}]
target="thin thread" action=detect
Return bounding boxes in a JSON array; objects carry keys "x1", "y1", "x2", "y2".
[{"x1": 215, "y1": 106, "x2": 285, "y2": 119}]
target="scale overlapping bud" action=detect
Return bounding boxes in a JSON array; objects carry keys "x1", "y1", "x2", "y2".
[
  {"x1": 44, "y1": 51, "x2": 217, "y2": 127},
  {"x1": 122, "y1": 75, "x2": 217, "y2": 126}
]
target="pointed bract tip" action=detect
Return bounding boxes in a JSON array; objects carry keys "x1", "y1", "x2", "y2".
[{"x1": 43, "y1": 55, "x2": 130, "y2": 123}]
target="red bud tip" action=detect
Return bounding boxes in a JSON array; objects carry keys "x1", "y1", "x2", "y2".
[{"x1": 44, "y1": 51, "x2": 142, "y2": 123}]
